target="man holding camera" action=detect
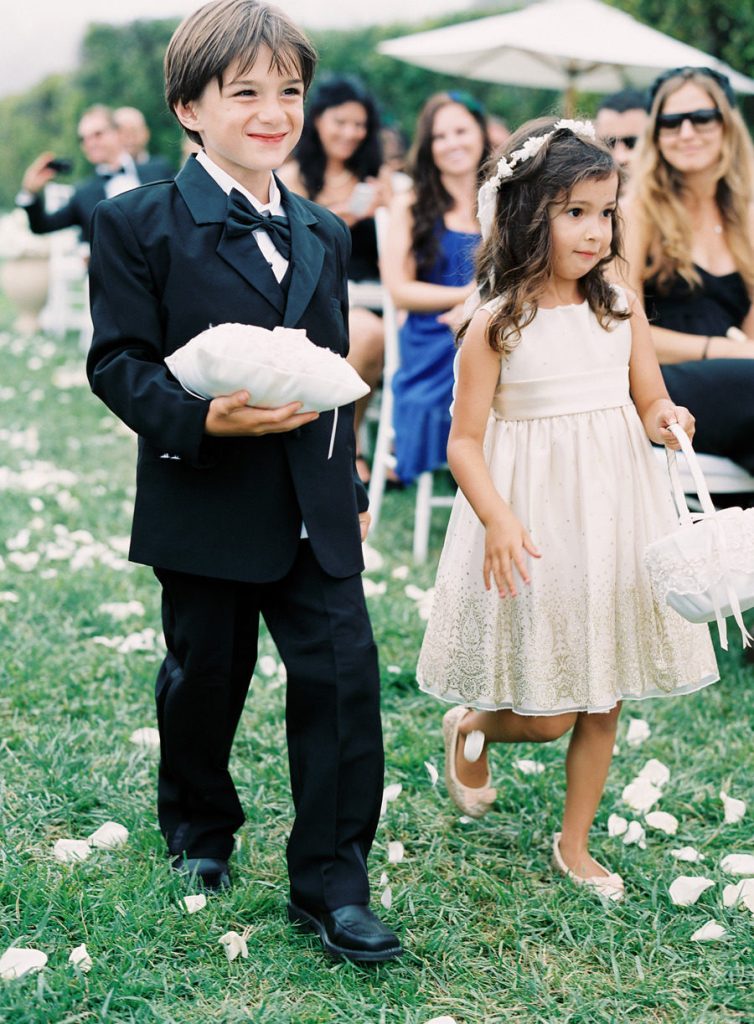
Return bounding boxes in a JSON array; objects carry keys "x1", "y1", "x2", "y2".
[{"x1": 16, "y1": 105, "x2": 173, "y2": 244}]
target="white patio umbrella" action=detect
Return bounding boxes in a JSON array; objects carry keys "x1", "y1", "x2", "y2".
[{"x1": 378, "y1": 0, "x2": 754, "y2": 112}]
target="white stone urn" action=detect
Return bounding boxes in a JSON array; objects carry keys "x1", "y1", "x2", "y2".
[{"x1": 0, "y1": 210, "x2": 51, "y2": 335}]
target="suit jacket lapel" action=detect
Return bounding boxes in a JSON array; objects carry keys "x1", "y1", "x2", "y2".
[
  {"x1": 175, "y1": 157, "x2": 285, "y2": 314},
  {"x1": 278, "y1": 179, "x2": 325, "y2": 328}
]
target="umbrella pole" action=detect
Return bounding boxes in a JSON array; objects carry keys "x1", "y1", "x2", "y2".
[{"x1": 563, "y1": 80, "x2": 576, "y2": 117}]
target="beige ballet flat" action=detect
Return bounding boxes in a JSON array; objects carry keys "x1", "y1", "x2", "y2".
[
  {"x1": 442, "y1": 706, "x2": 496, "y2": 819},
  {"x1": 552, "y1": 832, "x2": 625, "y2": 902}
]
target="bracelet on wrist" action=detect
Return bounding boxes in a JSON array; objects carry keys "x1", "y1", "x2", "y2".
[{"x1": 701, "y1": 336, "x2": 712, "y2": 360}]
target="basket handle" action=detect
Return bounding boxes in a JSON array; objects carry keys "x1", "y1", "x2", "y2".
[{"x1": 665, "y1": 423, "x2": 717, "y2": 525}]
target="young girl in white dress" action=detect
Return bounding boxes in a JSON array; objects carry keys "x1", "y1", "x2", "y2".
[{"x1": 417, "y1": 118, "x2": 719, "y2": 901}]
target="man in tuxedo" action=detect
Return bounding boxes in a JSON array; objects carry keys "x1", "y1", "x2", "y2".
[
  {"x1": 113, "y1": 106, "x2": 175, "y2": 178},
  {"x1": 16, "y1": 105, "x2": 173, "y2": 245},
  {"x1": 86, "y1": 0, "x2": 401, "y2": 964}
]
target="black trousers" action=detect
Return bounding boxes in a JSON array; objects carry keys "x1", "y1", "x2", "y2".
[
  {"x1": 662, "y1": 360, "x2": 754, "y2": 474},
  {"x1": 153, "y1": 542, "x2": 384, "y2": 910}
]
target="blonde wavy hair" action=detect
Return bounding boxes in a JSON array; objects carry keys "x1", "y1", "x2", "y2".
[{"x1": 631, "y1": 69, "x2": 754, "y2": 294}]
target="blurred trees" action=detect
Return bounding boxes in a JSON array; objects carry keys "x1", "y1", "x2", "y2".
[{"x1": 0, "y1": 1, "x2": 752, "y2": 207}]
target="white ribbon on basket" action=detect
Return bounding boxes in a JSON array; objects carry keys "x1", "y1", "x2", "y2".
[{"x1": 666, "y1": 423, "x2": 753, "y2": 650}]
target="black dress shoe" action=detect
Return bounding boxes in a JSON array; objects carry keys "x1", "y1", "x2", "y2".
[
  {"x1": 171, "y1": 856, "x2": 231, "y2": 892},
  {"x1": 287, "y1": 901, "x2": 403, "y2": 962}
]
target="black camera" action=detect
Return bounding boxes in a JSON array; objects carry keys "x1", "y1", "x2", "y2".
[{"x1": 45, "y1": 158, "x2": 73, "y2": 174}]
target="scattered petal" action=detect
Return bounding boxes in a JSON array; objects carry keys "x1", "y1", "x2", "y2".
[
  {"x1": 362, "y1": 543, "x2": 384, "y2": 573},
  {"x1": 8, "y1": 551, "x2": 39, "y2": 572},
  {"x1": 53, "y1": 839, "x2": 92, "y2": 863},
  {"x1": 638, "y1": 759, "x2": 670, "y2": 788},
  {"x1": 423, "y1": 1018, "x2": 458, "y2": 1024},
  {"x1": 626, "y1": 719, "x2": 651, "y2": 747},
  {"x1": 258, "y1": 655, "x2": 277, "y2": 677},
  {"x1": 645, "y1": 811, "x2": 678, "y2": 836},
  {"x1": 219, "y1": 931, "x2": 248, "y2": 962},
  {"x1": 362, "y1": 578, "x2": 387, "y2": 598},
  {"x1": 722, "y1": 879, "x2": 754, "y2": 908},
  {"x1": 383, "y1": 783, "x2": 402, "y2": 804},
  {"x1": 379, "y1": 872, "x2": 389, "y2": 886},
  {"x1": 463, "y1": 730, "x2": 485, "y2": 762},
  {"x1": 391, "y1": 565, "x2": 409, "y2": 579},
  {"x1": 720, "y1": 790, "x2": 746, "y2": 825},
  {"x1": 720, "y1": 854, "x2": 754, "y2": 876},
  {"x1": 181, "y1": 894, "x2": 207, "y2": 914},
  {"x1": 458, "y1": 816, "x2": 472, "y2": 824},
  {"x1": 68, "y1": 944, "x2": 92, "y2": 973},
  {"x1": 130, "y1": 727, "x2": 160, "y2": 749},
  {"x1": 612, "y1": 744, "x2": 620, "y2": 755},
  {"x1": 513, "y1": 758, "x2": 545, "y2": 775},
  {"x1": 0, "y1": 592, "x2": 19, "y2": 603},
  {"x1": 98, "y1": 600, "x2": 145, "y2": 620},
  {"x1": 691, "y1": 920, "x2": 726, "y2": 942},
  {"x1": 380, "y1": 885, "x2": 393, "y2": 910},
  {"x1": 388, "y1": 841, "x2": 405, "y2": 864},
  {"x1": 671, "y1": 846, "x2": 705, "y2": 863},
  {"x1": 387, "y1": 664, "x2": 401, "y2": 674},
  {"x1": 608, "y1": 814, "x2": 628, "y2": 837},
  {"x1": 623, "y1": 821, "x2": 646, "y2": 848},
  {"x1": 0, "y1": 947, "x2": 47, "y2": 980},
  {"x1": 424, "y1": 761, "x2": 439, "y2": 786},
  {"x1": 88, "y1": 822, "x2": 128, "y2": 850},
  {"x1": 622, "y1": 778, "x2": 662, "y2": 813},
  {"x1": 669, "y1": 875, "x2": 715, "y2": 906}
]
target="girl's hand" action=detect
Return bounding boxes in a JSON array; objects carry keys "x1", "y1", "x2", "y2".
[
  {"x1": 656, "y1": 404, "x2": 695, "y2": 449},
  {"x1": 483, "y1": 509, "x2": 541, "y2": 598}
]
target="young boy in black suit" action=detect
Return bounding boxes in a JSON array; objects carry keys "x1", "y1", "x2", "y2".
[{"x1": 86, "y1": 0, "x2": 401, "y2": 963}]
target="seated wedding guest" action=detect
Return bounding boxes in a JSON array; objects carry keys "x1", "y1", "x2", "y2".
[
  {"x1": 113, "y1": 105, "x2": 174, "y2": 177},
  {"x1": 595, "y1": 89, "x2": 648, "y2": 173},
  {"x1": 487, "y1": 114, "x2": 510, "y2": 154},
  {"x1": 381, "y1": 92, "x2": 489, "y2": 484},
  {"x1": 622, "y1": 66, "x2": 754, "y2": 481},
  {"x1": 279, "y1": 76, "x2": 392, "y2": 483},
  {"x1": 16, "y1": 105, "x2": 173, "y2": 245}
]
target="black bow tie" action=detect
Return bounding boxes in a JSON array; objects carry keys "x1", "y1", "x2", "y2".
[
  {"x1": 225, "y1": 188, "x2": 291, "y2": 260},
  {"x1": 98, "y1": 166, "x2": 125, "y2": 180}
]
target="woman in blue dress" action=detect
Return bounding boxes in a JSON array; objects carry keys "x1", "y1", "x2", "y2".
[{"x1": 383, "y1": 93, "x2": 490, "y2": 483}]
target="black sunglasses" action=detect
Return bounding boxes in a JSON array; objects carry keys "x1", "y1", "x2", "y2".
[
  {"x1": 604, "y1": 135, "x2": 639, "y2": 150},
  {"x1": 656, "y1": 107, "x2": 723, "y2": 132}
]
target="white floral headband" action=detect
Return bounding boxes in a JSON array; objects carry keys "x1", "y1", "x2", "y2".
[{"x1": 477, "y1": 119, "x2": 597, "y2": 240}]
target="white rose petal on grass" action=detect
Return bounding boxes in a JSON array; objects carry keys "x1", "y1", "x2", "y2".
[
  {"x1": 258, "y1": 655, "x2": 277, "y2": 677},
  {"x1": 669, "y1": 875, "x2": 715, "y2": 906},
  {"x1": 0, "y1": 947, "x2": 48, "y2": 980},
  {"x1": 623, "y1": 821, "x2": 646, "y2": 849},
  {"x1": 379, "y1": 872, "x2": 389, "y2": 887},
  {"x1": 362, "y1": 578, "x2": 387, "y2": 598},
  {"x1": 720, "y1": 854, "x2": 754, "y2": 876},
  {"x1": 638, "y1": 759, "x2": 670, "y2": 788},
  {"x1": 6, "y1": 528, "x2": 31, "y2": 550},
  {"x1": 671, "y1": 846, "x2": 705, "y2": 863},
  {"x1": 53, "y1": 839, "x2": 92, "y2": 863},
  {"x1": 380, "y1": 886, "x2": 393, "y2": 910},
  {"x1": 387, "y1": 665, "x2": 401, "y2": 674},
  {"x1": 388, "y1": 841, "x2": 405, "y2": 864},
  {"x1": 130, "y1": 727, "x2": 160, "y2": 749},
  {"x1": 0, "y1": 592, "x2": 19, "y2": 603},
  {"x1": 626, "y1": 719, "x2": 651, "y2": 747},
  {"x1": 722, "y1": 879, "x2": 754, "y2": 908},
  {"x1": 98, "y1": 600, "x2": 145, "y2": 620},
  {"x1": 424, "y1": 761, "x2": 439, "y2": 786},
  {"x1": 608, "y1": 814, "x2": 628, "y2": 837},
  {"x1": 88, "y1": 822, "x2": 129, "y2": 850},
  {"x1": 68, "y1": 944, "x2": 92, "y2": 973},
  {"x1": 720, "y1": 791, "x2": 746, "y2": 825},
  {"x1": 362, "y1": 542, "x2": 384, "y2": 573},
  {"x1": 8, "y1": 552, "x2": 40, "y2": 572},
  {"x1": 391, "y1": 565, "x2": 409, "y2": 580},
  {"x1": 181, "y1": 894, "x2": 207, "y2": 914},
  {"x1": 380, "y1": 782, "x2": 403, "y2": 818},
  {"x1": 513, "y1": 758, "x2": 545, "y2": 776},
  {"x1": 622, "y1": 778, "x2": 662, "y2": 813},
  {"x1": 645, "y1": 811, "x2": 679, "y2": 836},
  {"x1": 691, "y1": 921, "x2": 726, "y2": 942},
  {"x1": 219, "y1": 931, "x2": 249, "y2": 962},
  {"x1": 423, "y1": 1018, "x2": 458, "y2": 1024},
  {"x1": 458, "y1": 816, "x2": 473, "y2": 825}
]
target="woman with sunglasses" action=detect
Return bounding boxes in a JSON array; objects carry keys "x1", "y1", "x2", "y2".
[{"x1": 622, "y1": 67, "x2": 754, "y2": 486}]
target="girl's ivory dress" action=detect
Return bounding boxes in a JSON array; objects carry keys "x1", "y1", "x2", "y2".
[{"x1": 417, "y1": 288, "x2": 719, "y2": 715}]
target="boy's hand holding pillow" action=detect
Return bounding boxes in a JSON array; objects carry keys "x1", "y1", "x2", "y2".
[{"x1": 165, "y1": 322, "x2": 370, "y2": 413}]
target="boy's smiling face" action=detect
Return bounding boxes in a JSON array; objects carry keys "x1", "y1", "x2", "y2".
[{"x1": 175, "y1": 45, "x2": 304, "y2": 201}]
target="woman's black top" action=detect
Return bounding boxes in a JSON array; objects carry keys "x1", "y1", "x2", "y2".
[{"x1": 644, "y1": 264, "x2": 750, "y2": 337}]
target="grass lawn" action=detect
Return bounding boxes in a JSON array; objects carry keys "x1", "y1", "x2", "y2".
[{"x1": 0, "y1": 310, "x2": 753, "y2": 1024}]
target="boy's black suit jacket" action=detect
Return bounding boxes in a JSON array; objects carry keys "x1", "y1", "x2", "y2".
[
  {"x1": 87, "y1": 156, "x2": 368, "y2": 583},
  {"x1": 24, "y1": 157, "x2": 173, "y2": 243}
]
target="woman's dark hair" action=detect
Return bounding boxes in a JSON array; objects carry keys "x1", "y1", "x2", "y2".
[
  {"x1": 293, "y1": 76, "x2": 382, "y2": 198},
  {"x1": 407, "y1": 92, "x2": 491, "y2": 274},
  {"x1": 460, "y1": 117, "x2": 628, "y2": 353}
]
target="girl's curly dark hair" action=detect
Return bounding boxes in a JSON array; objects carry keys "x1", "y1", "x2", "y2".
[
  {"x1": 407, "y1": 92, "x2": 491, "y2": 274},
  {"x1": 460, "y1": 118, "x2": 629, "y2": 353},
  {"x1": 293, "y1": 75, "x2": 382, "y2": 198}
]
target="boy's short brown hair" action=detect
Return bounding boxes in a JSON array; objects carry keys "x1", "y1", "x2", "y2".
[{"x1": 165, "y1": 0, "x2": 317, "y2": 144}]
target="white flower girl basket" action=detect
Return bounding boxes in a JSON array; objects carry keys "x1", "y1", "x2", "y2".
[{"x1": 644, "y1": 423, "x2": 754, "y2": 651}]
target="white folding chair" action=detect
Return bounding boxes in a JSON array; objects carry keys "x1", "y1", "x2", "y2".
[
  {"x1": 368, "y1": 206, "x2": 455, "y2": 563},
  {"x1": 654, "y1": 447, "x2": 754, "y2": 510}
]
